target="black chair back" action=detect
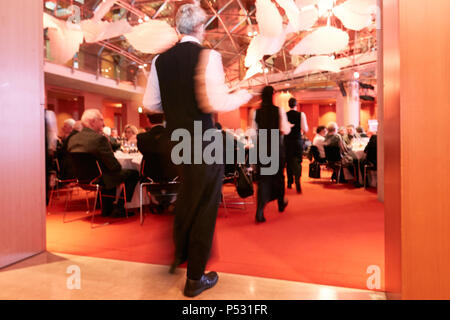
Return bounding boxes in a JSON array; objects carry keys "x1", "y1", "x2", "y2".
[
  {"x1": 69, "y1": 152, "x2": 102, "y2": 185},
  {"x1": 324, "y1": 145, "x2": 342, "y2": 162}
]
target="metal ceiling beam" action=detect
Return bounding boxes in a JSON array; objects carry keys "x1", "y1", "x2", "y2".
[{"x1": 98, "y1": 40, "x2": 147, "y2": 65}]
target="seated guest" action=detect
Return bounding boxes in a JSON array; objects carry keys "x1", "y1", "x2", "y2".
[
  {"x1": 214, "y1": 122, "x2": 247, "y2": 177},
  {"x1": 123, "y1": 124, "x2": 138, "y2": 146},
  {"x1": 324, "y1": 122, "x2": 362, "y2": 187},
  {"x1": 103, "y1": 126, "x2": 121, "y2": 152},
  {"x1": 137, "y1": 113, "x2": 177, "y2": 183},
  {"x1": 137, "y1": 113, "x2": 178, "y2": 212},
  {"x1": 356, "y1": 126, "x2": 369, "y2": 138},
  {"x1": 312, "y1": 125, "x2": 327, "y2": 162},
  {"x1": 338, "y1": 126, "x2": 346, "y2": 137},
  {"x1": 60, "y1": 118, "x2": 76, "y2": 141},
  {"x1": 343, "y1": 124, "x2": 359, "y2": 147},
  {"x1": 56, "y1": 119, "x2": 80, "y2": 180},
  {"x1": 68, "y1": 109, "x2": 139, "y2": 217},
  {"x1": 364, "y1": 134, "x2": 377, "y2": 168}
]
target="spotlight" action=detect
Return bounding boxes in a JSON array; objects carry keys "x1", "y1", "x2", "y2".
[
  {"x1": 144, "y1": 16, "x2": 150, "y2": 21},
  {"x1": 353, "y1": 71, "x2": 360, "y2": 79},
  {"x1": 138, "y1": 18, "x2": 143, "y2": 24}
]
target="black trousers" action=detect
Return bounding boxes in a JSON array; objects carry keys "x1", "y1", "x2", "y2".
[
  {"x1": 173, "y1": 163, "x2": 224, "y2": 280},
  {"x1": 286, "y1": 155, "x2": 302, "y2": 187},
  {"x1": 285, "y1": 138, "x2": 303, "y2": 187}
]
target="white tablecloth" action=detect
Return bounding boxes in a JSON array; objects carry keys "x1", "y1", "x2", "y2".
[
  {"x1": 114, "y1": 151, "x2": 148, "y2": 209},
  {"x1": 114, "y1": 151, "x2": 143, "y2": 170}
]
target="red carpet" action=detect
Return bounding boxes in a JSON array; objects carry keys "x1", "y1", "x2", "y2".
[{"x1": 46, "y1": 163, "x2": 384, "y2": 291}]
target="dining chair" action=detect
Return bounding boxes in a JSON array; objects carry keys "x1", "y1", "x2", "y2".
[
  {"x1": 139, "y1": 158, "x2": 180, "y2": 225},
  {"x1": 364, "y1": 163, "x2": 377, "y2": 189},
  {"x1": 69, "y1": 152, "x2": 128, "y2": 228},
  {"x1": 324, "y1": 145, "x2": 343, "y2": 183},
  {"x1": 47, "y1": 158, "x2": 78, "y2": 213}
]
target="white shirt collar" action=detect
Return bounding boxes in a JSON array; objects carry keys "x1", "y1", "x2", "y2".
[{"x1": 180, "y1": 35, "x2": 201, "y2": 45}]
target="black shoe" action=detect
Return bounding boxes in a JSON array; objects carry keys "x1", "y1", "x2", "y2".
[
  {"x1": 184, "y1": 272, "x2": 219, "y2": 298},
  {"x1": 111, "y1": 205, "x2": 127, "y2": 218},
  {"x1": 255, "y1": 208, "x2": 266, "y2": 223},
  {"x1": 255, "y1": 216, "x2": 266, "y2": 223},
  {"x1": 296, "y1": 183, "x2": 302, "y2": 194},
  {"x1": 287, "y1": 184, "x2": 292, "y2": 189},
  {"x1": 278, "y1": 200, "x2": 288, "y2": 212}
]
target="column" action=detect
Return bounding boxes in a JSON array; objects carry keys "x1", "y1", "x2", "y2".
[
  {"x1": 384, "y1": 0, "x2": 450, "y2": 299},
  {"x1": 336, "y1": 81, "x2": 360, "y2": 127},
  {"x1": 0, "y1": 0, "x2": 46, "y2": 267}
]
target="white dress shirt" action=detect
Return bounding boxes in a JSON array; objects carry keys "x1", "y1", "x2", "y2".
[
  {"x1": 300, "y1": 112, "x2": 309, "y2": 133},
  {"x1": 143, "y1": 35, "x2": 252, "y2": 114},
  {"x1": 313, "y1": 134, "x2": 326, "y2": 158}
]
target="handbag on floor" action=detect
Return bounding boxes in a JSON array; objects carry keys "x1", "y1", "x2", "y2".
[
  {"x1": 308, "y1": 161, "x2": 321, "y2": 179},
  {"x1": 235, "y1": 165, "x2": 254, "y2": 198}
]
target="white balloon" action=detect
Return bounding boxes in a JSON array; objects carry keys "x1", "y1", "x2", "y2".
[
  {"x1": 290, "y1": 26, "x2": 349, "y2": 55},
  {"x1": 333, "y1": 2, "x2": 373, "y2": 31},
  {"x1": 125, "y1": 20, "x2": 179, "y2": 54},
  {"x1": 286, "y1": 5, "x2": 319, "y2": 32},
  {"x1": 255, "y1": 0, "x2": 283, "y2": 37},
  {"x1": 245, "y1": 32, "x2": 287, "y2": 68},
  {"x1": 293, "y1": 55, "x2": 341, "y2": 75},
  {"x1": 81, "y1": 19, "x2": 132, "y2": 43},
  {"x1": 276, "y1": 0, "x2": 300, "y2": 31},
  {"x1": 295, "y1": 0, "x2": 319, "y2": 9},
  {"x1": 43, "y1": 13, "x2": 84, "y2": 64}
]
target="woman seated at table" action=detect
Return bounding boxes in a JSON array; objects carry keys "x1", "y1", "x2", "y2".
[{"x1": 122, "y1": 124, "x2": 138, "y2": 146}]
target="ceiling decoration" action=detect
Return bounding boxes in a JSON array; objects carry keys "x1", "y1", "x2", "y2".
[
  {"x1": 255, "y1": 0, "x2": 283, "y2": 37},
  {"x1": 44, "y1": 12, "x2": 84, "y2": 64},
  {"x1": 43, "y1": 0, "x2": 378, "y2": 90},
  {"x1": 293, "y1": 55, "x2": 340, "y2": 75},
  {"x1": 124, "y1": 20, "x2": 179, "y2": 54},
  {"x1": 81, "y1": 19, "x2": 133, "y2": 43},
  {"x1": 289, "y1": 26, "x2": 349, "y2": 55}
]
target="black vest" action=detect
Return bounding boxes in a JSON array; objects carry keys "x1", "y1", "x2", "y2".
[
  {"x1": 155, "y1": 41, "x2": 214, "y2": 134},
  {"x1": 286, "y1": 110, "x2": 301, "y2": 140}
]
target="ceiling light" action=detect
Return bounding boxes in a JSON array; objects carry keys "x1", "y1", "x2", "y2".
[
  {"x1": 354, "y1": 71, "x2": 360, "y2": 79},
  {"x1": 138, "y1": 107, "x2": 143, "y2": 113},
  {"x1": 247, "y1": 31, "x2": 253, "y2": 37},
  {"x1": 138, "y1": 18, "x2": 143, "y2": 24},
  {"x1": 144, "y1": 16, "x2": 150, "y2": 22}
]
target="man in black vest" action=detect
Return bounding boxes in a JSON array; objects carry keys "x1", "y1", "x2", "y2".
[
  {"x1": 143, "y1": 3, "x2": 252, "y2": 297},
  {"x1": 285, "y1": 98, "x2": 309, "y2": 194}
]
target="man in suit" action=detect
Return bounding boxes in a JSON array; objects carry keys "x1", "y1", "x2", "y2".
[
  {"x1": 137, "y1": 113, "x2": 177, "y2": 182},
  {"x1": 68, "y1": 109, "x2": 139, "y2": 217},
  {"x1": 143, "y1": 4, "x2": 252, "y2": 297},
  {"x1": 137, "y1": 113, "x2": 178, "y2": 212},
  {"x1": 284, "y1": 98, "x2": 309, "y2": 194}
]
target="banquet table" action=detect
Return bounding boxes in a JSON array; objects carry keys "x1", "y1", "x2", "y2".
[{"x1": 114, "y1": 151, "x2": 149, "y2": 209}]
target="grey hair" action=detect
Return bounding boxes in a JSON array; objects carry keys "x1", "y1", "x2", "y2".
[
  {"x1": 175, "y1": 4, "x2": 206, "y2": 35},
  {"x1": 64, "y1": 118, "x2": 76, "y2": 127},
  {"x1": 81, "y1": 109, "x2": 102, "y2": 128},
  {"x1": 327, "y1": 122, "x2": 338, "y2": 133}
]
